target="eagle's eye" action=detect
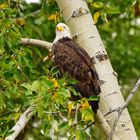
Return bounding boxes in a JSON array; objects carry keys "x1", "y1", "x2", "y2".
[{"x1": 56, "y1": 26, "x2": 64, "y2": 31}]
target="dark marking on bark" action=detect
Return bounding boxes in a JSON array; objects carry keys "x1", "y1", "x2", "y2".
[
  {"x1": 72, "y1": 7, "x2": 89, "y2": 17},
  {"x1": 73, "y1": 35, "x2": 78, "y2": 40},
  {"x1": 112, "y1": 71, "x2": 118, "y2": 77},
  {"x1": 89, "y1": 36, "x2": 95, "y2": 39},
  {"x1": 95, "y1": 51, "x2": 108, "y2": 62},
  {"x1": 105, "y1": 92, "x2": 118, "y2": 97},
  {"x1": 91, "y1": 51, "x2": 108, "y2": 63},
  {"x1": 99, "y1": 79, "x2": 106, "y2": 85}
]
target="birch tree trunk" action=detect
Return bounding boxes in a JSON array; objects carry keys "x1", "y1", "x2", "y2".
[{"x1": 56, "y1": 0, "x2": 138, "y2": 139}]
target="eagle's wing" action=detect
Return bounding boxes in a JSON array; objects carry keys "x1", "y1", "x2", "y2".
[
  {"x1": 64, "y1": 39, "x2": 100, "y2": 83},
  {"x1": 52, "y1": 38, "x2": 100, "y2": 113}
]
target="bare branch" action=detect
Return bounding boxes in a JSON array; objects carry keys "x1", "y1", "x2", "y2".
[
  {"x1": 96, "y1": 110, "x2": 120, "y2": 140},
  {"x1": 44, "y1": 111, "x2": 60, "y2": 115},
  {"x1": 95, "y1": 110, "x2": 111, "y2": 136},
  {"x1": 20, "y1": 38, "x2": 52, "y2": 51},
  {"x1": 124, "y1": 78, "x2": 140, "y2": 108},
  {"x1": 83, "y1": 121, "x2": 95, "y2": 131},
  {"x1": 5, "y1": 105, "x2": 35, "y2": 140},
  {"x1": 108, "y1": 78, "x2": 140, "y2": 140},
  {"x1": 72, "y1": 110, "x2": 119, "y2": 140},
  {"x1": 108, "y1": 110, "x2": 123, "y2": 140}
]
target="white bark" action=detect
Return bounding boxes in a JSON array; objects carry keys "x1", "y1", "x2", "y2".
[
  {"x1": 56, "y1": 0, "x2": 138, "y2": 139},
  {"x1": 5, "y1": 106, "x2": 35, "y2": 140},
  {"x1": 21, "y1": 38, "x2": 52, "y2": 51},
  {"x1": 108, "y1": 78, "x2": 140, "y2": 140}
]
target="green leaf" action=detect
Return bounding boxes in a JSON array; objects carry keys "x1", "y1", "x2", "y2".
[
  {"x1": 82, "y1": 108, "x2": 94, "y2": 122},
  {"x1": 68, "y1": 86, "x2": 79, "y2": 96},
  {"x1": 105, "y1": 6, "x2": 120, "y2": 14},
  {"x1": 0, "y1": 94, "x2": 5, "y2": 111},
  {"x1": 33, "y1": 47, "x2": 43, "y2": 58},
  {"x1": 67, "y1": 78, "x2": 78, "y2": 85},
  {"x1": 60, "y1": 122, "x2": 70, "y2": 130},
  {"x1": 21, "y1": 83, "x2": 31, "y2": 90},
  {"x1": 37, "y1": 106, "x2": 44, "y2": 118},
  {"x1": 89, "y1": 95, "x2": 100, "y2": 101},
  {"x1": 49, "y1": 66, "x2": 59, "y2": 77},
  {"x1": 24, "y1": 66, "x2": 30, "y2": 77},
  {"x1": 101, "y1": 12, "x2": 108, "y2": 23},
  {"x1": 85, "y1": 0, "x2": 93, "y2": 4},
  {"x1": 0, "y1": 10, "x2": 5, "y2": 18},
  {"x1": 21, "y1": 83, "x2": 33, "y2": 95},
  {"x1": 3, "y1": 127, "x2": 13, "y2": 138},
  {"x1": 42, "y1": 121, "x2": 52, "y2": 136},
  {"x1": 131, "y1": 0, "x2": 137, "y2": 6},
  {"x1": 91, "y1": 2, "x2": 104, "y2": 9},
  {"x1": 76, "y1": 130, "x2": 86, "y2": 140},
  {"x1": 31, "y1": 80, "x2": 41, "y2": 92},
  {"x1": 40, "y1": 79, "x2": 54, "y2": 91},
  {"x1": 53, "y1": 87, "x2": 70, "y2": 106},
  {"x1": 57, "y1": 87, "x2": 70, "y2": 98}
]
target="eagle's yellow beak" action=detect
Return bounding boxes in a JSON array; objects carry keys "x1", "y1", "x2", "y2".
[{"x1": 56, "y1": 26, "x2": 64, "y2": 32}]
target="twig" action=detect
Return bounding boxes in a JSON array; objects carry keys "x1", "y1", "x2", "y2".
[
  {"x1": 83, "y1": 122, "x2": 94, "y2": 138},
  {"x1": 59, "y1": 112, "x2": 68, "y2": 122},
  {"x1": 72, "y1": 110, "x2": 119, "y2": 140},
  {"x1": 96, "y1": 110, "x2": 120, "y2": 140},
  {"x1": 5, "y1": 105, "x2": 35, "y2": 140},
  {"x1": 123, "y1": 78, "x2": 140, "y2": 108},
  {"x1": 20, "y1": 38, "x2": 52, "y2": 51},
  {"x1": 73, "y1": 103, "x2": 80, "y2": 124},
  {"x1": 45, "y1": 111, "x2": 68, "y2": 122},
  {"x1": 105, "y1": 78, "x2": 140, "y2": 117},
  {"x1": 108, "y1": 78, "x2": 140, "y2": 140},
  {"x1": 83, "y1": 121, "x2": 95, "y2": 130},
  {"x1": 44, "y1": 111, "x2": 60, "y2": 115}
]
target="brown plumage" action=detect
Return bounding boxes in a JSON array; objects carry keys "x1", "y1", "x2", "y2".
[{"x1": 52, "y1": 37, "x2": 100, "y2": 113}]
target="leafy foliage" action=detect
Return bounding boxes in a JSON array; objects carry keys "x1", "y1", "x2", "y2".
[
  {"x1": 0, "y1": 2, "x2": 97, "y2": 139},
  {"x1": 0, "y1": 0, "x2": 140, "y2": 140}
]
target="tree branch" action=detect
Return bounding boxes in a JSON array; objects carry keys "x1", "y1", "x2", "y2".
[
  {"x1": 72, "y1": 110, "x2": 119, "y2": 140},
  {"x1": 96, "y1": 111, "x2": 120, "y2": 140},
  {"x1": 108, "y1": 78, "x2": 140, "y2": 140},
  {"x1": 20, "y1": 38, "x2": 52, "y2": 51},
  {"x1": 5, "y1": 106, "x2": 35, "y2": 140}
]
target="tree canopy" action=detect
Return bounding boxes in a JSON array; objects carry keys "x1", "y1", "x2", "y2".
[{"x1": 0, "y1": 0, "x2": 140, "y2": 139}]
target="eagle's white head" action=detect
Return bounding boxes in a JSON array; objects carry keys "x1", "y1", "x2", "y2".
[{"x1": 53, "y1": 23, "x2": 72, "y2": 43}]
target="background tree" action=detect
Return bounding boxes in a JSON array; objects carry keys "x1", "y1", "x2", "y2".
[{"x1": 0, "y1": 0, "x2": 140, "y2": 140}]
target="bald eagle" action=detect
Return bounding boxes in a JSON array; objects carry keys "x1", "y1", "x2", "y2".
[{"x1": 52, "y1": 23, "x2": 100, "y2": 113}]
